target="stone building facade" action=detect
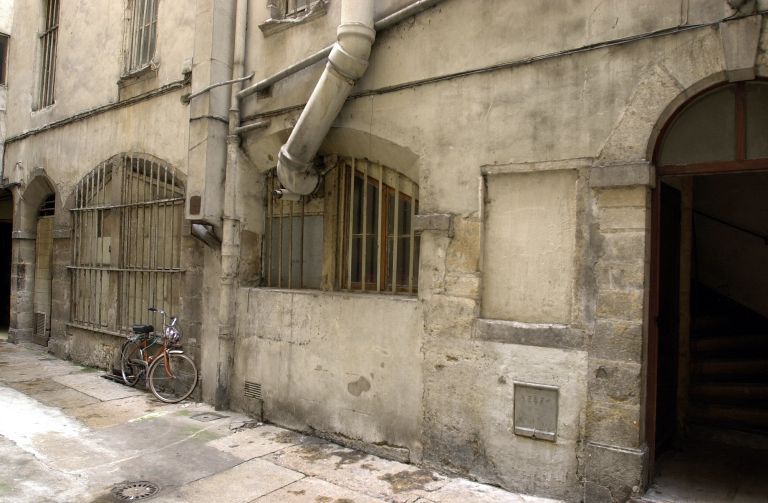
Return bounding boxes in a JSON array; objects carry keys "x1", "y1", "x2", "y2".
[{"x1": 3, "y1": 0, "x2": 768, "y2": 501}]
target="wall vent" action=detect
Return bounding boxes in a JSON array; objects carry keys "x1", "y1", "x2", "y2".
[
  {"x1": 33, "y1": 312, "x2": 47, "y2": 339},
  {"x1": 244, "y1": 381, "x2": 262, "y2": 400}
]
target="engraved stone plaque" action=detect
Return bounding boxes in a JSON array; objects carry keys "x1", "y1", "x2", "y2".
[{"x1": 513, "y1": 382, "x2": 559, "y2": 442}]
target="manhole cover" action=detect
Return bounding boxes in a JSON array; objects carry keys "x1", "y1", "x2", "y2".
[
  {"x1": 111, "y1": 481, "x2": 160, "y2": 501},
  {"x1": 191, "y1": 412, "x2": 227, "y2": 422}
]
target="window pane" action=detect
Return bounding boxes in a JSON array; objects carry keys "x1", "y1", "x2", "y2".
[
  {"x1": 746, "y1": 82, "x2": 768, "y2": 160},
  {"x1": 366, "y1": 183, "x2": 378, "y2": 233},
  {"x1": 351, "y1": 236, "x2": 362, "y2": 283},
  {"x1": 658, "y1": 86, "x2": 736, "y2": 165}
]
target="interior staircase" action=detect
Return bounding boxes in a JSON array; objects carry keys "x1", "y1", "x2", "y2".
[{"x1": 687, "y1": 284, "x2": 768, "y2": 434}]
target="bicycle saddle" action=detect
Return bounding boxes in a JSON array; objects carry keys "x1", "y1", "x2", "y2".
[{"x1": 132, "y1": 324, "x2": 154, "y2": 334}]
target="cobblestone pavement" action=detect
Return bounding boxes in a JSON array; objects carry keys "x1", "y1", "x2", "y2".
[{"x1": 0, "y1": 341, "x2": 562, "y2": 503}]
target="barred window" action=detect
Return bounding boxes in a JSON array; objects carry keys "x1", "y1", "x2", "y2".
[
  {"x1": 265, "y1": 158, "x2": 419, "y2": 294},
  {"x1": 69, "y1": 155, "x2": 184, "y2": 333},
  {"x1": 127, "y1": 0, "x2": 158, "y2": 74},
  {"x1": 37, "y1": 0, "x2": 59, "y2": 108}
]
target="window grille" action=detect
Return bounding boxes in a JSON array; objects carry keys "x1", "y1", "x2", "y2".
[
  {"x1": 37, "y1": 0, "x2": 59, "y2": 108},
  {"x1": 69, "y1": 155, "x2": 184, "y2": 333},
  {"x1": 264, "y1": 158, "x2": 419, "y2": 295},
  {"x1": 38, "y1": 194, "x2": 55, "y2": 217},
  {"x1": 0, "y1": 34, "x2": 9, "y2": 86},
  {"x1": 127, "y1": 0, "x2": 158, "y2": 73}
]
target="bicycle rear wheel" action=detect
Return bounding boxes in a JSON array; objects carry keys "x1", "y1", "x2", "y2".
[
  {"x1": 147, "y1": 352, "x2": 198, "y2": 403},
  {"x1": 120, "y1": 340, "x2": 143, "y2": 386}
]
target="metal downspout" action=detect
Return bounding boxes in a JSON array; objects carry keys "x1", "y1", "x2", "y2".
[
  {"x1": 276, "y1": 0, "x2": 376, "y2": 195},
  {"x1": 215, "y1": 0, "x2": 248, "y2": 411}
]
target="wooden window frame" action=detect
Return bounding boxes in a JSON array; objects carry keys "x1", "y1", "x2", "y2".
[{"x1": 126, "y1": 0, "x2": 159, "y2": 75}]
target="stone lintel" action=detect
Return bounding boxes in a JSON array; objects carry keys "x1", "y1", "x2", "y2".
[
  {"x1": 719, "y1": 15, "x2": 762, "y2": 82},
  {"x1": 584, "y1": 442, "x2": 648, "y2": 502},
  {"x1": 473, "y1": 318, "x2": 587, "y2": 351},
  {"x1": 590, "y1": 163, "x2": 655, "y2": 188},
  {"x1": 413, "y1": 213, "x2": 452, "y2": 233},
  {"x1": 12, "y1": 231, "x2": 36, "y2": 240},
  {"x1": 481, "y1": 157, "x2": 592, "y2": 176}
]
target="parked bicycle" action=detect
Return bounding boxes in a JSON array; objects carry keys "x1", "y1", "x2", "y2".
[{"x1": 119, "y1": 307, "x2": 198, "y2": 403}]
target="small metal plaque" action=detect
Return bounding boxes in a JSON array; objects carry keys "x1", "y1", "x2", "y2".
[{"x1": 513, "y1": 382, "x2": 559, "y2": 442}]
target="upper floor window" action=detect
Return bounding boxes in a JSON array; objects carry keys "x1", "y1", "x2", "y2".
[
  {"x1": 265, "y1": 157, "x2": 420, "y2": 295},
  {"x1": 0, "y1": 34, "x2": 9, "y2": 85},
  {"x1": 261, "y1": 0, "x2": 328, "y2": 35},
  {"x1": 126, "y1": 0, "x2": 158, "y2": 74},
  {"x1": 37, "y1": 0, "x2": 59, "y2": 109}
]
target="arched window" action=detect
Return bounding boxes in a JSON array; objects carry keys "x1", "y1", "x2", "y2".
[
  {"x1": 70, "y1": 154, "x2": 184, "y2": 333},
  {"x1": 265, "y1": 157, "x2": 420, "y2": 294},
  {"x1": 657, "y1": 81, "x2": 768, "y2": 172}
]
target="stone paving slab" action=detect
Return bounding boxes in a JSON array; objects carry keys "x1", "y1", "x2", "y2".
[
  {"x1": 418, "y1": 478, "x2": 562, "y2": 503},
  {"x1": 175, "y1": 458, "x2": 305, "y2": 503},
  {"x1": 53, "y1": 372, "x2": 144, "y2": 401},
  {"x1": 205, "y1": 424, "x2": 303, "y2": 461},
  {"x1": 265, "y1": 440, "x2": 450, "y2": 502},
  {"x1": 64, "y1": 394, "x2": 160, "y2": 428},
  {"x1": 254, "y1": 476, "x2": 388, "y2": 502}
]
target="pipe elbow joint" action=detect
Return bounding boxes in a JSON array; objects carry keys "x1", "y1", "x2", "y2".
[
  {"x1": 277, "y1": 146, "x2": 319, "y2": 195},
  {"x1": 330, "y1": 23, "x2": 375, "y2": 80}
]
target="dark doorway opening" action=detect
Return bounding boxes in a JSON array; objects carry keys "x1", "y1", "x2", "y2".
[
  {"x1": 648, "y1": 171, "x2": 768, "y2": 502},
  {"x1": 0, "y1": 188, "x2": 12, "y2": 338},
  {"x1": 646, "y1": 79, "x2": 768, "y2": 501}
]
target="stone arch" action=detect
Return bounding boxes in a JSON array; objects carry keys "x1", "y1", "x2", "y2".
[
  {"x1": 596, "y1": 17, "x2": 765, "y2": 165},
  {"x1": 10, "y1": 169, "x2": 58, "y2": 344}
]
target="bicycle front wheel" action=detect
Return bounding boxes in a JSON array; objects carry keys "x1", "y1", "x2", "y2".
[
  {"x1": 147, "y1": 352, "x2": 198, "y2": 403},
  {"x1": 120, "y1": 340, "x2": 143, "y2": 387}
]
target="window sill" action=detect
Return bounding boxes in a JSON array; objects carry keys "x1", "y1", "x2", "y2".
[
  {"x1": 251, "y1": 286, "x2": 419, "y2": 302},
  {"x1": 118, "y1": 63, "x2": 160, "y2": 101},
  {"x1": 259, "y1": 0, "x2": 328, "y2": 37}
]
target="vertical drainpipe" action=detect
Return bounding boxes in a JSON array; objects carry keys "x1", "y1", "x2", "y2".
[
  {"x1": 215, "y1": 0, "x2": 248, "y2": 411},
  {"x1": 276, "y1": 0, "x2": 376, "y2": 195}
]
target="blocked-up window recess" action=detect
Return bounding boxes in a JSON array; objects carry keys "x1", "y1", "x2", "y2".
[
  {"x1": 69, "y1": 154, "x2": 185, "y2": 333},
  {"x1": 37, "y1": 0, "x2": 59, "y2": 109},
  {"x1": 264, "y1": 158, "x2": 419, "y2": 295},
  {"x1": 261, "y1": 0, "x2": 328, "y2": 35},
  {"x1": 126, "y1": 0, "x2": 158, "y2": 74}
]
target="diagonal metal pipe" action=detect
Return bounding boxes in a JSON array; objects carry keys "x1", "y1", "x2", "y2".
[{"x1": 275, "y1": 0, "x2": 376, "y2": 195}]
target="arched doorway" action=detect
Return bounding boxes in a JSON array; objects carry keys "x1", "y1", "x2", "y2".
[
  {"x1": 647, "y1": 80, "x2": 768, "y2": 500},
  {"x1": 10, "y1": 173, "x2": 56, "y2": 345},
  {"x1": 0, "y1": 188, "x2": 12, "y2": 339}
]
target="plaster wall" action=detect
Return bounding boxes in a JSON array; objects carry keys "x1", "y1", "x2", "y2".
[
  {"x1": 0, "y1": 0, "x2": 13, "y2": 35},
  {"x1": 6, "y1": 0, "x2": 194, "y2": 136},
  {"x1": 233, "y1": 288, "x2": 423, "y2": 455}
]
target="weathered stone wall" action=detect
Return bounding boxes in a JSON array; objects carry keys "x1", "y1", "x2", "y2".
[{"x1": 235, "y1": 1, "x2": 768, "y2": 501}]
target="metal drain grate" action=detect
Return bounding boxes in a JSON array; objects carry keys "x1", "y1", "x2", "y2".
[
  {"x1": 244, "y1": 381, "x2": 262, "y2": 399},
  {"x1": 111, "y1": 481, "x2": 160, "y2": 501},
  {"x1": 190, "y1": 412, "x2": 227, "y2": 422}
]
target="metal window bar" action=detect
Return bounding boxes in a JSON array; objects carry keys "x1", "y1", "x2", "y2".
[
  {"x1": 339, "y1": 158, "x2": 419, "y2": 295},
  {"x1": 129, "y1": 0, "x2": 158, "y2": 72},
  {"x1": 69, "y1": 155, "x2": 184, "y2": 334},
  {"x1": 37, "y1": 0, "x2": 59, "y2": 108}
]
